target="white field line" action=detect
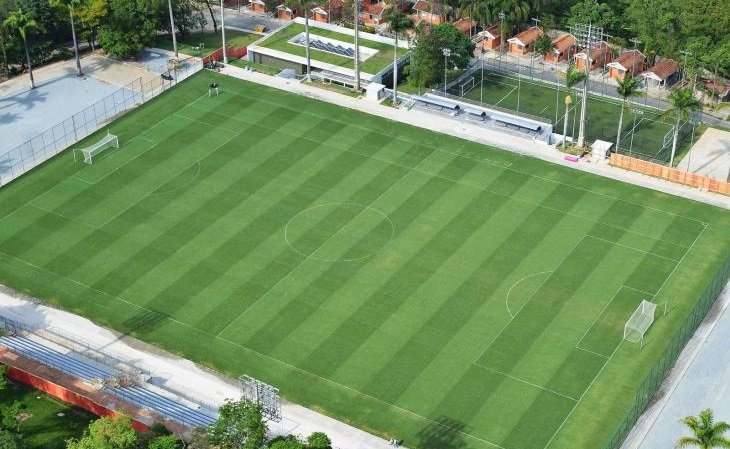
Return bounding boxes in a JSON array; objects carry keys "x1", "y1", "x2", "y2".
[
  {"x1": 473, "y1": 363, "x2": 578, "y2": 401},
  {"x1": 172, "y1": 104, "x2": 691, "y2": 251},
  {"x1": 575, "y1": 285, "x2": 627, "y2": 349},
  {"x1": 214, "y1": 147, "x2": 437, "y2": 338},
  {"x1": 26, "y1": 204, "x2": 99, "y2": 230},
  {"x1": 574, "y1": 345, "x2": 610, "y2": 359},
  {"x1": 504, "y1": 271, "x2": 553, "y2": 318}
]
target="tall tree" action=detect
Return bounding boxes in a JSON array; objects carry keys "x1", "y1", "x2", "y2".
[
  {"x1": 77, "y1": 0, "x2": 106, "y2": 52},
  {"x1": 664, "y1": 87, "x2": 701, "y2": 167},
  {"x1": 3, "y1": 7, "x2": 40, "y2": 89},
  {"x1": 207, "y1": 399, "x2": 266, "y2": 449},
  {"x1": 387, "y1": 8, "x2": 411, "y2": 105},
  {"x1": 566, "y1": 0, "x2": 620, "y2": 35},
  {"x1": 559, "y1": 63, "x2": 586, "y2": 148},
  {"x1": 614, "y1": 74, "x2": 641, "y2": 153},
  {"x1": 50, "y1": 0, "x2": 85, "y2": 76},
  {"x1": 65, "y1": 415, "x2": 138, "y2": 449},
  {"x1": 532, "y1": 34, "x2": 553, "y2": 62},
  {"x1": 677, "y1": 409, "x2": 730, "y2": 449},
  {"x1": 499, "y1": 0, "x2": 530, "y2": 33},
  {"x1": 409, "y1": 22, "x2": 474, "y2": 88},
  {"x1": 97, "y1": 0, "x2": 161, "y2": 57}
]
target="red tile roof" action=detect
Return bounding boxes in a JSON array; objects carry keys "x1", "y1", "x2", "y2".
[
  {"x1": 481, "y1": 24, "x2": 500, "y2": 39},
  {"x1": 508, "y1": 27, "x2": 543, "y2": 46},
  {"x1": 646, "y1": 59, "x2": 679, "y2": 80},
  {"x1": 610, "y1": 49, "x2": 645, "y2": 70},
  {"x1": 551, "y1": 34, "x2": 575, "y2": 53},
  {"x1": 413, "y1": 0, "x2": 429, "y2": 11},
  {"x1": 575, "y1": 41, "x2": 610, "y2": 62},
  {"x1": 453, "y1": 17, "x2": 475, "y2": 35}
]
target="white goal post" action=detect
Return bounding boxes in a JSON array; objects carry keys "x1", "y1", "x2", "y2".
[
  {"x1": 624, "y1": 300, "x2": 661, "y2": 347},
  {"x1": 73, "y1": 132, "x2": 119, "y2": 164}
]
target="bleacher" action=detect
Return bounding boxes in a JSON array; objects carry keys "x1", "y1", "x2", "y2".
[
  {"x1": 0, "y1": 334, "x2": 217, "y2": 428},
  {"x1": 412, "y1": 95, "x2": 461, "y2": 112}
]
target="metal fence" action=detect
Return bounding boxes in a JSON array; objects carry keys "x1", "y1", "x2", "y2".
[
  {"x1": 602, "y1": 255, "x2": 730, "y2": 449},
  {"x1": 0, "y1": 58, "x2": 202, "y2": 187}
]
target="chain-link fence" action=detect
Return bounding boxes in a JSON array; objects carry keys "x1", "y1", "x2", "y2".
[
  {"x1": 0, "y1": 58, "x2": 202, "y2": 187},
  {"x1": 602, "y1": 255, "x2": 730, "y2": 449}
]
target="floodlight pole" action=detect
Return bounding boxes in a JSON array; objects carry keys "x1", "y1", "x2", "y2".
[
  {"x1": 680, "y1": 50, "x2": 692, "y2": 86},
  {"x1": 442, "y1": 47, "x2": 451, "y2": 94},
  {"x1": 480, "y1": 45, "x2": 485, "y2": 103},
  {"x1": 576, "y1": 22, "x2": 592, "y2": 148},
  {"x1": 168, "y1": 0, "x2": 178, "y2": 59},
  {"x1": 220, "y1": 0, "x2": 228, "y2": 64},
  {"x1": 629, "y1": 37, "x2": 641, "y2": 76},
  {"x1": 498, "y1": 12, "x2": 505, "y2": 70},
  {"x1": 354, "y1": 0, "x2": 361, "y2": 90}
]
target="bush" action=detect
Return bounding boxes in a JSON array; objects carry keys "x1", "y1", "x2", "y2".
[
  {"x1": 268, "y1": 435, "x2": 304, "y2": 449},
  {"x1": 306, "y1": 432, "x2": 332, "y2": 449}
]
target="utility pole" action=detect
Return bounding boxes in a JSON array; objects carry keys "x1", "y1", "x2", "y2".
[
  {"x1": 531, "y1": 16, "x2": 540, "y2": 28},
  {"x1": 680, "y1": 50, "x2": 692, "y2": 84},
  {"x1": 354, "y1": 0, "x2": 361, "y2": 90},
  {"x1": 480, "y1": 45, "x2": 485, "y2": 103},
  {"x1": 220, "y1": 0, "x2": 228, "y2": 64},
  {"x1": 168, "y1": 0, "x2": 178, "y2": 59},
  {"x1": 442, "y1": 47, "x2": 451, "y2": 94}
]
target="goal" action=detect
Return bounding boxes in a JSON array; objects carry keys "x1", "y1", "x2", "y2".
[
  {"x1": 460, "y1": 76, "x2": 476, "y2": 97},
  {"x1": 73, "y1": 133, "x2": 119, "y2": 164},
  {"x1": 624, "y1": 300, "x2": 659, "y2": 347}
]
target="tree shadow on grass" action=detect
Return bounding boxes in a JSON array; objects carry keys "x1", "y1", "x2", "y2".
[
  {"x1": 121, "y1": 308, "x2": 168, "y2": 335},
  {"x1": 416, "y1": 416, "x2": 471, "y2": 449}
]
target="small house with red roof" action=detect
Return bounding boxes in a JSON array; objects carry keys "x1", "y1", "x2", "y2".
[
  {"x1": 453, "y1": 17, "x2": 475, "y2": 36},
  {"x1": 249, "y1": 0, "x2": 267, "y2": 14},
  {"x1": 312, "y1": 0, "x2": 343, "y2": 23},
  {"x1": 476, "y1": 24, "x2": 504, "y2": 51},
  {"x1": 410, "y1": 0, "x2": 444, "y2": 26},
  {"x1": 360, "y1": 0, "x2": 389, "y2": 26},
  {"x1": 276, "y1": 3, "x2": 297, "y2": 20},
  {"x1": 544, "y1": 33, "x2": 576, "y2": 64},
  {"x1": 507, "y1": 27, "x2": 543, "y2": 56},
  {"x1": 573, "y1": 41, "x2": 612, "y2": 71},
  {"x1": 607, "y1": 49, "x2": 645, "y2": 80},
  {"x1": 641, "y1": 58, "x2": 680, "y2": 88}
]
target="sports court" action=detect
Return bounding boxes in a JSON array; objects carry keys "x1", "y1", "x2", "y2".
[
  {"x1": 0, "y1": 72, "x2": 728, "y2": 449},
  {"x1": 454, "y1": 71, "x2": 690, "y2": 163}
]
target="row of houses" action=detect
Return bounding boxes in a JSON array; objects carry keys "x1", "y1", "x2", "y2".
[{"x1": 477, "y1": 26, "x2": 682, "y2": 87}]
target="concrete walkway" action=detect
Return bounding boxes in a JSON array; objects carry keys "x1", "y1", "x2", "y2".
[
  {"x1": 0, "y1": 286, "x2": 395, "y2": 449},
  {"x1": 621, "y1": 282, "x2": 730, "y2": 449},
  {"x1": 218, "y1": 64, "x2": 730, "y2": 210}
]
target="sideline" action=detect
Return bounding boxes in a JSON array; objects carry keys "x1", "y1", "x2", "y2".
[
  {"x1": 0, "y1": 285, "x2": 396, "y2": 449},
  {"x1": 217, "y1": 64, "x2": 729, "y2": 210}
]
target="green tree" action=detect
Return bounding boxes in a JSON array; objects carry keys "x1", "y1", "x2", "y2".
[
  {"x1": 0, "y1": 365, "x2": 8, "y2": 391},
  {"x1": 663, "y1": 87, "x2": 701, "y2": 167},
  {"x1": 566, "y1": 0, "x2": 619, "y2": 35},
  {"x1": 678, "y1": 409, "x2": 730, "y2": 449},
  {"x1": 76, "y1": 0, "x2": 106, "y2": 51},
  {"x1": 148, "y1": 434, "x2": 183, "y2": 449},
  {"x1": 268, "y1": 435, "x2": 304, "y2": 449},
  {"x1": 409, "y1": 23, "x2": 474, "y2": 88},
  {"x1": 0, "y1": 430, "x2": 21, "y2": 449},
  {"x1": 613, "y1": 74, "x2": 642, "y2": 153},
  {"x1": 97, "y1": 0, "x2": 161, "y2": 57},
  {"x1": 499, "y1": 0, "x2": 530, "y2": 33},
  {"x1": 307, "y1": 432, "x2": 332, "y2": 449},
  {"x1": 65, "y1": 415, "x2": 138, "y2": 449},
  {"x1": 624, "y1": 0, "x2": 677, "y2": 60},
  {"x1": 3, "y1": 7, "x2": 40, "y2": 88},
  {"x1": 207, "y1": 399, "x2": 266, "y2": 449},
  {"x1": 532, "y1": 34, "x2": 553, "y2": 62},
  {"x1": 559, "y1": 63, "x2": 586, "y2": 149},
  {"x1": 50, "y1": 0, "x2": 85, "y2": 76},
  {"x1": 0, "y1": 401, "x2": 22, "y2": 433},
  {"x1": 386, "y1": 8, "x2": 411, "y2": 105}
]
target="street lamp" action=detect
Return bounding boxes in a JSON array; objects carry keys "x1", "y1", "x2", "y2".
[{"x1": 442, "y1": 47, "x2": 451, "y2": 94}]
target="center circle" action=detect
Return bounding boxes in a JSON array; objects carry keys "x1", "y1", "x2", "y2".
[{"x1": 284, "y1": 202, "x2": 394, "y2": 262}]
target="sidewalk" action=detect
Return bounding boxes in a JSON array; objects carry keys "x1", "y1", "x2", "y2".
[
  {"x1": 218, "y1": 64, "x2": 730, "y2": 209},
  {"x1": 0, "y1": 285, "x2": 396, "y2": 449}
]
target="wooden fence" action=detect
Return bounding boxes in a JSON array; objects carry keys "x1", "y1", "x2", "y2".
[
  {"x1": 203, "y1": 45, "x2": 248, "y2": 64},
  {"x1": 610, "y1": 154, "x2": 730, "y2": 196}
]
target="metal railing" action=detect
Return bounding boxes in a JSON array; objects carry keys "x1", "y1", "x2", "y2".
[
  {"x1": 0, "y1": 58, "x2": 202, "y2": 187},
  {"x1": 602, "y1": 255, "x2": 730, "y2": 449}
]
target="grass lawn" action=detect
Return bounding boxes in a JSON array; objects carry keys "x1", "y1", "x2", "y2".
[
  {"x1": 0, "y1": 380, "x2": 94, "y2": 448},
  {"x1": 255, "y1": 23, "x2": 399, "y2": 74},
  {"x1": 228, "y1": 59, "x2": 283, "y2": 76},
  {"x1": 0, "y1": 72, "x2": 728, "y2": 449},
  {"x1": 457, "y1": 71, "x2": 694, "y2": 164},
  {"x1": 152, "y1": 30, "x2": 260, "y2": 57}
]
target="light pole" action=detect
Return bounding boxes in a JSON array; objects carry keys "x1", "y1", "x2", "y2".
[
  {"x1": 480, "y1": 45, "x2": 485, "y2": 103},
  {"x1": 498, "y1": 12, "x2": 505, "y2": 70},
  {"x1": 442, "y1": 47, "x2": 451, "y2": 94},
  {"x1": 629, "y1": 37, "x2": 641, "y2": 76},
  {"x1": 220, "y1": 0, "x2": 228, "y2": 64},
  {"x1": 168, "y1": 0, "x2": 178, "y2": 59},
  {"x1": 354, "y1": 0, "x2": 361, "y2": 90}
]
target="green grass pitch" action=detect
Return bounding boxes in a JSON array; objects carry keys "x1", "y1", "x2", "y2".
[
  {"x1": 456, "y1": 71, "x2": 683, "y2": 163},
  {"x1": 0, "y1": 72, "x2": 728, "y2": 449}
]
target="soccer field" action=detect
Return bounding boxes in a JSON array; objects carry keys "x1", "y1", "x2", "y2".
[
  {"x1": 456, "y1": 71, "x2": 685, "y2": 163},
  {"x1": 0, "y1": 72, "x2": 729, "y2": 449}
]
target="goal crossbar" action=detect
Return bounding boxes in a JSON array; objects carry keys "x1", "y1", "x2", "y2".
[
  {"x1": 74, "y1": 133, "x2": 119, "y2": 164},
  {"x1": 624, "y1": 300, "x2": 657, "y2": 347}
]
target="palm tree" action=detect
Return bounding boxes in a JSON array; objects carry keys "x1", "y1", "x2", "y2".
[
  {"x1": 50, "y1": 0, "x2": 85, "y2": 77},
  {"x1": 613, "y1": 74, "x2": 642, "y2": 153},
  {"x1": 560, "y1": 63, "x2": 586, "y2": 149},
  {"x1": 3, "y1": 8, "x2": 40, "y2": 89},
  {"x1": 664, "y1": 87, "x2": 702, "y2": 167},
  {"x1": 387, "y1": 9, "x2": 411, "y2": 106},
  {"x1": 499, "y1": 0, "x2": 530, "y2": 33},
  {"x1": 285, "y1": 0, "x2": 325, "y2": 82},
  {"x1": 678, "y1": 409, "x2": 730, "y2": 449}
]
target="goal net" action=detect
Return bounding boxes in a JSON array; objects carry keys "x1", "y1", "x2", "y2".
[
  {"x1": 74, "y1": 133, "x2": 119, "y2": 164},
  {"x1": 460, "y1": 76, "x2": 476, "y2": 97},
  {"x1": 624, "y1": 300, "x2": 657, "y2": 347}
]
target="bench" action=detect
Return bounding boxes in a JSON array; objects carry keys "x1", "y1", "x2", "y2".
[{"x1": 412, "y1": 95, "x2": 461, "y2": 111}]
